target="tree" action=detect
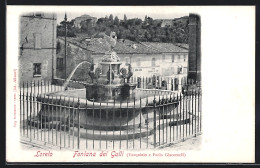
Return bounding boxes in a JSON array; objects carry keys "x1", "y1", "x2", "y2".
[
  {"x1": 147, "y1": 16, "x2": 153, "y2": 25},
  {"x1": 114, "y1": 16, "x2": 119, "y2": 26},
  {"x1": 124, "y1": 14, "x2": 127, "y2": 21},
  {"x1": 109, "y1": 14, "x2": 114, "y2": 21},
  {"x1": 57, "y1": 14, "x2": 189, "y2": 44},
  {"x1": 134, "y1": 18, "x2": 142, "y2": 25}
]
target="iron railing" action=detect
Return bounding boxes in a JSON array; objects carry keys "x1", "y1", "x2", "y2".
[
  {"x1": 20, "y1": 76, "x2": 197, "y2": 95},
  {"x1": 19, "y1": 79, "x2": 201, "y2": 150}
]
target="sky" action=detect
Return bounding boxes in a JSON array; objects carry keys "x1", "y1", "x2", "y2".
[{"x1": 55, "y1": 6, "x2": 189, "y2": 23}]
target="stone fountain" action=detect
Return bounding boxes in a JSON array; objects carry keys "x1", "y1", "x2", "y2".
[{"x1": 35, "y1": 32, "x2": 179, "y2": 140}]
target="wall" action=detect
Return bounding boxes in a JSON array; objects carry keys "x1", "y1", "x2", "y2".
[
  {"x1": 19, "y1": 13, "x2": 57, "y2": 83},
  {"x1": 130, "y1": 54, "x2": 161, "y2": 77},
  {"x1": 92, "y1": 52, "x2": 188, "y2": 79},
  {"x1": 159, "y1": 53, "x2": 188, "y2": 88},
  {"x1": 19, "y1": 50, "x2": 53, "y2": 82},
  {"x1": 56, "y1": 38, "x2": 92, "y2": 81}
]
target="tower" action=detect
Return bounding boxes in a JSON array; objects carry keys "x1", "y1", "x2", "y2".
[{"x1": 188, "y1": 14, "x2": 201, "y2": 84}]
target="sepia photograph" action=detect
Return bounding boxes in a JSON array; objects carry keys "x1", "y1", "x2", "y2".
[{"x1": 6, "y1": 6, "x2": 255, "y2": 163}]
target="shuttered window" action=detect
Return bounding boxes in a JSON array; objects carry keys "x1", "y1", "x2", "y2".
[
  {"x1": 152, "y1": 58, "x2": 156, "y2": 66},
  {"x1": 172, "y1": 55, "x2": 174, "y2": 62}
]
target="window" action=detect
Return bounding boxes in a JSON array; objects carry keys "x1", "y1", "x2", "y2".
[
  {"x1": 152, "y1": 58, "x2": 156, "y2": 66},
  {"x1": 137, "y1": 58, "x2": 141, "y2": 66},
  {"x1": 125, "y1": 57, "x2": 130, "y2": 65},
  {"x1": 33, "y1": 63, "x2": 41, "y2": 77},
  {"x1": 57, "y1": 58, "x2": 64, "y2": 69},
  {"x1": 172, "y1": 55, "x2": 174, "y2": 62},
  {"x1": 162, "y1": 55, "x2": 165, "y2": 61},
  {"x1": 177, "y1": 66, "x2": 183, "y2": 74},
  {"x1": 183, "y1": 67, "x2": 187, "y2": 73},
  {"x1": 34, "y1": 33, "x2": 41, "y2": 49},
  {"x1": 184, "y1": 55, "x2": 186, "y2": 62}
]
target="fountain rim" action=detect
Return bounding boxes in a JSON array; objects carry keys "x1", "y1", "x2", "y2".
[
  {"x1": 99, "y1": 61, "x2": 122, "y2": 65},
  {"x1": 37, "y1": 89, "x2": 178, "y2": 108}
]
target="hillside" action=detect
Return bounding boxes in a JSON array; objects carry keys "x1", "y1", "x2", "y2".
[{"x1": 57, "y1": 14, "x2": 189, "y2": 44}]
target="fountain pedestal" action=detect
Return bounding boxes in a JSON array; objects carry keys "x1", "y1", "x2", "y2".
[{"x1": 85, "y1": 51, "x2": 136, "y2": 102}]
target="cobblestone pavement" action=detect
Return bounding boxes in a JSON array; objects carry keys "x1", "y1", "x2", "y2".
[
  {"x1": 20, "y1": 135, "x2": 201, "y2": 151},
  {"x1": 157, "y1": 135, "x2": 201, "y2": 151}
]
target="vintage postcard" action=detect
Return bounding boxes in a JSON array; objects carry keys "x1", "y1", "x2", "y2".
[{"x1": 6, "y1": 6, "x2": 255, "y2": 163}]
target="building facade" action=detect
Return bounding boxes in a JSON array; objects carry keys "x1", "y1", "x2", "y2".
[
  {"x1": 142, "y1": 42, "x2": 188, "y2": 81},
  {"x1": 73, "y1": 15, "x2": 97, "y2": 29},
  {"x1": 57, "y1": 35, "x2": 188, "y2": 90},
  {"x1": 19, "y1": 12, "x2": 57, "y2": 82}
]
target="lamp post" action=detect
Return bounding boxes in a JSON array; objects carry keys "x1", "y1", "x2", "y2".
[{"x1": 64, "y1": 13, "x2": 68, "y2": 79}]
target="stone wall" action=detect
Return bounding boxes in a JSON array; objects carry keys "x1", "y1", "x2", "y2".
[
  {"x1": 19, "y1": 49, "x2": 53, "y2": 82},
  {"x1": 56, "y1": 38, "x2": 92, "y2": 81},
  {"x1": 19, "y1": 13, "x2": 57, "y2": 82}
]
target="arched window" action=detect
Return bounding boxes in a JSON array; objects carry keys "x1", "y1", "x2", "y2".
[
  {"x1": 177, "y1": 65, "x2": 183, "y2": 74},
  {"x1": 152, "y1": 58, "x2": 156, "y2": 67},
  {"x1": 162, "y1": 55, "x2": 165, "y2": 61}
]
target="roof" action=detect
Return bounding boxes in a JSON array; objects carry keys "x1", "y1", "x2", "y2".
[
  {"x1": 142, "y1": 42, "x2": 188, "y2": 53},
  {"x1": 57, "y1": 37, "x2": 91, "y2": 51},
  {"x1": 74, "y1": 15, "x2": 96, "y2": 19},
  {"x1": 58, "y1": 36, "x2": 188, "y2": 55},
  {"x1": 175, "y1": 43, "x2": 189, "y2": 50},
  {"x1": 58, "y1": 36, "x2": 160, "y2": 54}
]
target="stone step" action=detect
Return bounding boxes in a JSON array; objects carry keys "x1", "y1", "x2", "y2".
[{"x1": 69, "y1": 127, "x2": 154, "y2": 140}]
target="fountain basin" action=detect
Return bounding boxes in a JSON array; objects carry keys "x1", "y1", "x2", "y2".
[
  {"x1": 37, "y1": 89, "x2": 179, "y2": 130},
  {"x1": 84, "y1": 83, "x2": 137, "y2": 101}
]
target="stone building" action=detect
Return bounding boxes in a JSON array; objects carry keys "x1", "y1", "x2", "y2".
[
  {"x1": 94, "y1": 39, "x2": 163, "y2": 78},
  {"x1": 19, "y1": 12, "x2": 57, "y2": 82},
  {"x1": 73, "y1": 15, "x2": 97, "y2": 29},
  {"x1": 142, "y1": 42, "x2": 188, "y2": 79},
  {"x1": 56, "y1": 34, "x2": 188, "y2": 91},
  {"x1": 58, "y1": 36, "x2": 188, "y2": 79},
  {"x1": 56, "y1": 37, "x2": 92, "y2": 80}
]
